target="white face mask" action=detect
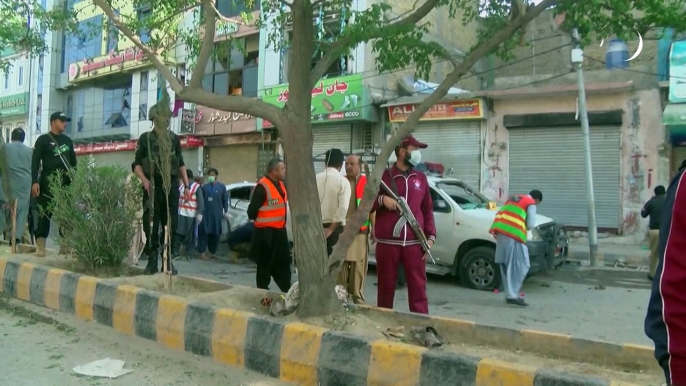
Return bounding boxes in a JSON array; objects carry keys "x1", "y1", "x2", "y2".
[{"x1": 408, "y1": 150, "x2": 422, "y2": 166}]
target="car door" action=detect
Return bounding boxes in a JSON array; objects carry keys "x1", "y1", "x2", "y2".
[{"x1": 429, "y1": 186, "x2": 458, "y2": 267}]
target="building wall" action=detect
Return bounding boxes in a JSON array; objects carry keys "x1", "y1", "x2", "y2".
[
  {"x1": 490, "y1": 10, "x2": 657, "y2": 79},
  {"x1": 483, "y1": 89, "x2": 666, "y2": 238},
  {"x1": 364, "y1": 0, "x2": 482, "y2": 99}
]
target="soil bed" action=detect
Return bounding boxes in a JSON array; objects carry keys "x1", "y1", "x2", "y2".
[{"x1": 1, "y1": 250, "x2": 663, "y2": 384}]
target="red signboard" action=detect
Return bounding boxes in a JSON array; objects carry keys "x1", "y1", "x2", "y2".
[
  {"x1": 73, "y1": 135, "x2": 203, "y2": 155},
  {"x1": 387, "y1": 99, "x2": 484, "y2": 122}
]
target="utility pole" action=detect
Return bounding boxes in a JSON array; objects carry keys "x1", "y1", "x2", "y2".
[{"x1": 571, "y1": 28, "x2": 600, "y2": 266}]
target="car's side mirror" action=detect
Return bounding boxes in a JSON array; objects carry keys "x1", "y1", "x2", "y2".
[{"x1": 433, "y1": 200, "x2": 450, "y2": 213}]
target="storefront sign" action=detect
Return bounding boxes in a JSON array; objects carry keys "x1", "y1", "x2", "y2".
[
  {"x1": 0, "y1": 92, "x2": 28, "y2": 116},
  {"x1": 670, "y1": 41, "x2": 686, "y2": 103},
  {"x1": 387, "y1": 99, "x2": 484, "y2": 122},
  {"x1": 69, "y1": 47, "x2": 152, "y2": 82},
  {"x1": 73, "y1": 135, "x2": 203, "y2": 155},
  {"x1": 215, "y1": 20, "x2": 239, "y2": 39},
  {"x1": 194, "y1": 106, "x2": 257, "y2": 136},
  {"x1": 262, "y1": 74, "x2": 370, "y2": 127}
]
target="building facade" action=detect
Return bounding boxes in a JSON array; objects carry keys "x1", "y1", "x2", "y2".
[
  {"x1": 0, "y1": 49, "x2": 34, "y2": 143},
  {"x1": 37, "y1": 0, "x2": 202, "y2": 174},
  {"x1": 190, "y1": 2, "x2": 276, "y2": 183},
  {"x1": 259, "y1": 1, "x2": 482, "y2": 173}
]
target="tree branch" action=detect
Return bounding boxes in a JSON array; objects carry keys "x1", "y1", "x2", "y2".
[
  {"x1": 93, "y1": 0, "x2": 283, "y2": 125},
  {"x1": 181, "y1": 88, "x2": 283, "y2": 126},
  {"x1": 92, "y1": 0, "x2": 184, "y2": 93},
  {"x1": 325, "y1": 0, "x2": 563, "y2": 273},
  {"x1": 206, "y1": 0, "x2": 249, "y2": 25},
  {"x1": 189, "y1": 0, "x2": 216, "y2": 89},
  {"x1": 310, "y1": 0, "x2": 441, "y2": 84}
]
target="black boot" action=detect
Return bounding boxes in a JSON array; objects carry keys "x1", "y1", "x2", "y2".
[{"x1": 143, "y1": 253, "x2": 158, "y2": 275}]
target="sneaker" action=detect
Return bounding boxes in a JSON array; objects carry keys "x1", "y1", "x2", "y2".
[{"x1": 143, "y1": 260, "x2": 158, "y2": 275}]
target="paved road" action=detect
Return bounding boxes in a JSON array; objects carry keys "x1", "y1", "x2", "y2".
[
  {"x1": 0, "y1": 296, "x2": 291, "y2": 386},
  {"x1": 157, "y1": 247, "x2": 653, "y2": 346}
]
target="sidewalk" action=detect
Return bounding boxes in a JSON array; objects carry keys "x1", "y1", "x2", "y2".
[{"x1": 567, "y1": 235, "x2": 650, "y2": 268}]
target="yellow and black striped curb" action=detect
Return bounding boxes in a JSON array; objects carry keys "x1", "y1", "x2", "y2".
[{"x1": 0, "y1": 258, "x2": 643, "y2": 386}]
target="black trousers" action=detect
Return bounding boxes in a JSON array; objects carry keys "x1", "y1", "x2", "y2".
[
  {"x1": 323, "y1": 223, "x2": 344, "y2": 256},
  {"x1": 142, "y1": 183, "x2": 179, "y2": 261},
  {"x1": 251, "y1": 226, "x2": 291, "y2": 292},
  {"x1": 36, "y1": 178, "x2": 67, "y2": 239}
]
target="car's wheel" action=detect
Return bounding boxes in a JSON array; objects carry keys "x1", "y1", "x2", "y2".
[{"x1": 458, "y1": 246, "x2": 501, "y2": 291}]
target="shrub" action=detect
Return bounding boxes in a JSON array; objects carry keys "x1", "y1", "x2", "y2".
[{"x1": 47, "y1": 158, "x2": 142, "y2": 273}]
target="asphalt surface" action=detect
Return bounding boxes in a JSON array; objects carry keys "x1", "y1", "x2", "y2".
[
  {"x1": 154, "y1": 244, "x2": 654, "y2": 346},
  {"x1": 0, "y1": 296, "x2": 291, "y2": 386}
]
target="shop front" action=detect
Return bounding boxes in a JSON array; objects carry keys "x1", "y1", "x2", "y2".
[
  {"x1": 194, "y1": 106, "x2": 274, "y2": 183},
  {"x1": 73, "y1": 135, "x2": 203, "y2": 175},
  {"x1": 262, "y1": 73, "x2": 378, "y2": 173},
  {"x1": 384, "y1": 98, "x2": 485, "y2": 188},
  {"x1": 0, "y1": 92, "x2": 29, "y2": 141},
  {"x1": 664, "y1": 40, "x2": 686, "y2": 177}
]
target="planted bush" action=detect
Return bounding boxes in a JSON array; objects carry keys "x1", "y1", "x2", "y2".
[{"x1": 47, "y1": 158, "x2": 142, "y2": 273}]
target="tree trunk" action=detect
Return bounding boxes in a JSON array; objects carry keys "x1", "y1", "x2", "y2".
[{"x1": 280, "y1": 117, "x2": 342, "y2": 318}]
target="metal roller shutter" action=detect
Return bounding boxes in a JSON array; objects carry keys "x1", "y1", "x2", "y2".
[
  {"x1": 508, "y1": 125, "x2": 621, "y2": 229},
  {"x1": 92, "y1": 151, "x2": 136, "y2": 169},
  {"x1": 182, "y1": 148, "x2": 201, "y2": 177},
  {"x1": 312, "y1": 124, "x2": 353, "y2": 173},
  {"x1": 209, "y1": 145, "x2": 258, "y2": 183},
  {"x1": 412, "y1": 121, "x2": 482, "y2": 188},
  {"x1": 672, "y1": 146, "x2": 686, "y2": 177}
]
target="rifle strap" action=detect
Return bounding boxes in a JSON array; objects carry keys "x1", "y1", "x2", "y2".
[
  {"x1": 387, "y1": 168, "x2": 400, "y2": 197},
  {"x1": 46, "y1": 132, "x2": 73, "y2": 174}
]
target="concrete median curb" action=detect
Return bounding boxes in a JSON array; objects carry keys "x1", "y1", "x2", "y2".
[
  {"x1": 566, "y1": 250, "x2": 648, "y2": 267},
  {"x1": 0, "y1": 258, "x2": 645, "y2": 386}
]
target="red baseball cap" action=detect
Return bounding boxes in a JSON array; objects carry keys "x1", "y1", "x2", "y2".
[{"x1": 401, "y1": 135, "x2": 428, "y2": 149}]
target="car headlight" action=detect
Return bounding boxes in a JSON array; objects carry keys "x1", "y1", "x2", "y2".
[{"x1": 528, "y1": 227, "x2": 544, "y2": 242}]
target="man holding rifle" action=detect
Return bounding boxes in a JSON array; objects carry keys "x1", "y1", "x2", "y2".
[{"x1": 371, "y1": 135, "x2": 435, "y2": 314}]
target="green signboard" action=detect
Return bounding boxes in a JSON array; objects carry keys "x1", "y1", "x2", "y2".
[
  {"x1": 670, "y1": 41, "x2": 686, "y2": 103},
  {"x1": 0, "y1": 92, "x2": 29, "y2": 117},
  {"x1": 262, "y1": 74, "x2": 375, "y2": 126}
]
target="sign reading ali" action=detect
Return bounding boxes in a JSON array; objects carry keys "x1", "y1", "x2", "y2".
[
  {"x1": 388, "y1": 99, "x2": 484, "y2": 122},
  {"x1": 69, "y1": 48, "x2": 149, "y2": 82}
]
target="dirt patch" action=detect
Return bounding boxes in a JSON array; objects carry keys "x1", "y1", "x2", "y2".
[{"x1": 103, "y1": 275, "x2": 230, "y2": 297}]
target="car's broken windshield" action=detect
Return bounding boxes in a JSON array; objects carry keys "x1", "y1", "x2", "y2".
[{"x1": 437, "y1": 182, "x2": 490, "y2": 209}]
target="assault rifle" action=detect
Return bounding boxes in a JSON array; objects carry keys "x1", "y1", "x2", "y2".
[{"x1": 379, "y1": 180, "x2": 436, "y2": 264}]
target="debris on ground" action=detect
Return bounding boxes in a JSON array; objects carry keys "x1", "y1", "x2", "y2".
[
  {"x1": 72, "y1": 358, "x2": 133, "y2": 379},
  {"x1": 269, "y1": 281, "x2": 299, "y2": 316},
  {"x1": 410, "y1": 326, "x2": 444, "y2": 348},
  {"x1": 335, "y1": 285, "x2": 348, "y2": 304}
]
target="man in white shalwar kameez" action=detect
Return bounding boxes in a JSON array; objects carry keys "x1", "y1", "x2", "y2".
[{"x1": 490, "y1": 190, "x2": 543, "y2": 307}]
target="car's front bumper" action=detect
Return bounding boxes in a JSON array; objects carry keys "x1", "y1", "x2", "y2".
[{"x1": 528, "y1": 223, "x2": 568, "y2": 274}]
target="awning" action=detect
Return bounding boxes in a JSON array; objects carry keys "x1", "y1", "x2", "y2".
[
  {"x1": 663, "y1": 103, "x2": 686, "y2": 126},
  {"x1": 663, "y1": 103, "x2": 686, "y2": 143}
]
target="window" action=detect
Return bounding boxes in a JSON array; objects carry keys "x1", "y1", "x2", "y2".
[
  {"x1": 62, "y1": 15, "x2": 104, "y2": 72},
  {"x1": 17, "y1": 66, "x2": 24, "y2": 87},
  {"x1": 282, "y1": 20, "x2": 349, "y2": 82},
  {"x1": 139, "y1": 71, "x2": 149, "y2": 120},
  {"x1": 137, "y1": 5, "x2": 153, "y2": 44},
  {"x1": 202, "y1": 37, "x2": 259, "y2": 97},
  {"x1": 215, "y1": 0, "x2": 259, "y2": 18},
  {"x1": 3, "y1": 71, "x2": 9, "y2": 90},
  {"x1": 103, "y1": 84, "x2": 132, "y2": 128},
  {"x1": 106, "y1": 11, "x2": 119, "y2": 52}
]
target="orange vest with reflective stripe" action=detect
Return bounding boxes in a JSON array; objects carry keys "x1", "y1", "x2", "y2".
[
  {"x1": 178, "y1": 182, "x2": 200, "y2": 217},
  {"x1": 255, "y1": 177, "x2": 287, "y2": 229},
  {"x1": 355, "y1": 175, "x2": 371, "y2": 232},
  {"x1": 489, "y1": 194, "x2": 535, "y2": 244}
]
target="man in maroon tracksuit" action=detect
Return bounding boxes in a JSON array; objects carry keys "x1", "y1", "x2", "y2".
[{"x1": 372, "y1": 135, "x2": 436, "y2": 314}]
